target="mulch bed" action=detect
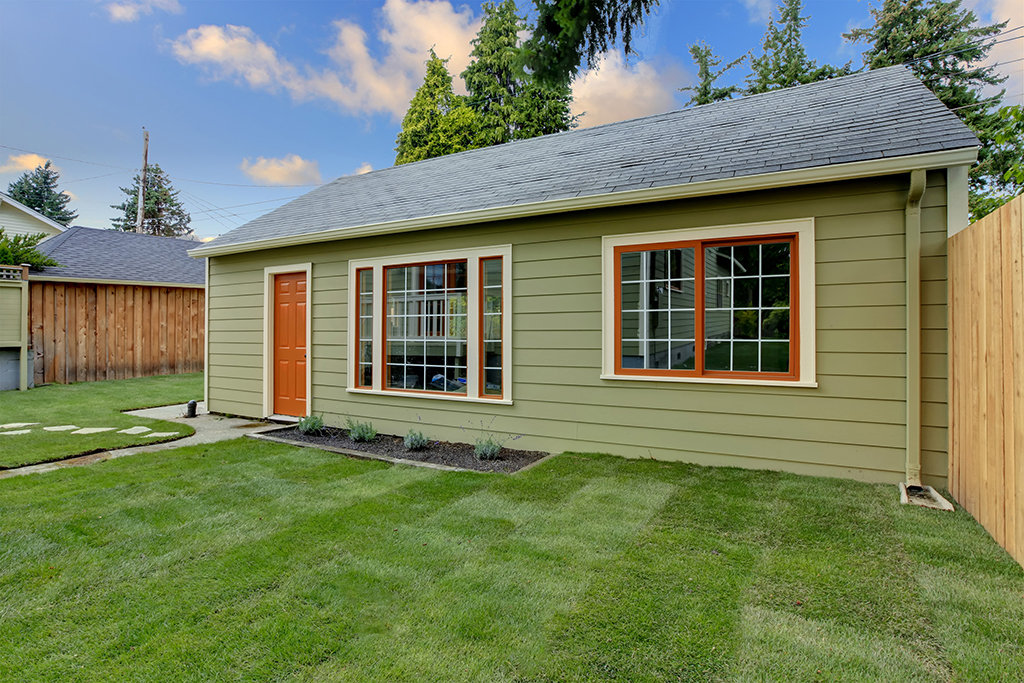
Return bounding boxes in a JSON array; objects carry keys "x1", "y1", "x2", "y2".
[{"x1": 265, "y1": 426, "x2": 549, "y2": 474}]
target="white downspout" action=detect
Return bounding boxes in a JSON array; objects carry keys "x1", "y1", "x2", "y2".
[{"x1": 905, "y1": 169, "x2": 927, "y2": 486}]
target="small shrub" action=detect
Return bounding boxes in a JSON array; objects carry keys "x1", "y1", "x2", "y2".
[
  {"x1": 345, "y1": 417, "x2": 377, "y2": 442},
  {"x1": 297, "y1": 413, "x2": 324, "y2": 435},
  {"x1": 475, "y1": 435, "x2": 503, "y2": 460},
  {"x1": 404, "y1": 429, "x2": 430, "y2": 451}
]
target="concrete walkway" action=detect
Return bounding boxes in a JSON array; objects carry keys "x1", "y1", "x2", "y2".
[{"x1": 0, "y1": 403, "x2": 277, "y2": 479}]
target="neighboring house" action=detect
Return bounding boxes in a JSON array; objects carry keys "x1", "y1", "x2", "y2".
[
  {"x1": 29, "y1": 227, "x2": 206, "y2": 384},
  {"x1": 190, "y1": 66, "x2": 978, "y2": 488},
  {"x1": 0, "y1": 191, "x2": 67, "y2": 238}
]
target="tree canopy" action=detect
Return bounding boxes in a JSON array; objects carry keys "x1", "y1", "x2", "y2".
[
  {"x1": 746, "y1": 0, "x2": 850, "y2": 95},
  {"x1": 110, "y1": 164, "x2": 192, "y2": 237},
  {"x1": 680, "y1": 41, "x2": 743, "y2": 106},
  {"x1": 395, "y1": 50, "x2": 481, "y2": 165},
  {"x1": 522, "y1": 0, "x2": 659, "y2": 86},
  {"x1": 6, "y1": 161, "x2": 77, "y2": 226},
  {"x1": 844, "y1": 0, "x2": 1017, "y2": 217},
  {"x1": 462, "y1": 0, "x2": 575, "y2": 146}
]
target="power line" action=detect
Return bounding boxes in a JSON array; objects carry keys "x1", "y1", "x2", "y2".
[
  {"x1": 949, "y1": 92, "x2": 1024, "y2": 111},
  {"x1": 179, "y1": 189, "x2": 242, "y2": 231},
  {"x1": 190, "y1": 195, "x2": 302, "y2": 216},
  {"x1": 169, "y1": 176, "x2": 322, "y2": 188},
  {"x1": 904, "y1": 32, "x2": 1024, "y2": 67},
  {"x1": 62, "y1": 170, "x2": 134, "y2": 184},
  {"x1": 0, "y1": 144, "x2": 133, "y2": 170}
]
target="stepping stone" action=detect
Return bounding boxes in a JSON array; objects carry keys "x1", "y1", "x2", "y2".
[
  {"x1": 0, "y1": 430, "x2": 31, "y2": 436},
  {"x1": 71, "y1": 428, "x2": 117, "y2": 435},
  {"x1": 44, "y1": 425, "x2": 79, "y2": 432},
  {"x1": 2, "y1": 423, "x2": 39, "y2": 429},
  {"x1": 119, "y1": 426, "x2": 152, "y2": 435},
  {"x1": 143, "y1": 432, "x2": 179, "y2": 438}
]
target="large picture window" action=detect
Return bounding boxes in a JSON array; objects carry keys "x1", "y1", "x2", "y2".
[
  {"x1": 348, "y1": 246, "x2": 512, "y2": 402},
  {"x1": 604, "y1": 219, "x2": 815, "y2": 386}
]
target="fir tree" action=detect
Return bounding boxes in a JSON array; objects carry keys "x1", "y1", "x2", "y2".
[
  {"x1": 462, "y1": 0, "x2": 575, "y2": 146},
  {"x1": 395, "y1": 50, "x2": 482, "y2": 165},
  {"x1": 110, "y1": 164, "x2": 192, "y2": 237},
  {"x1": 680, "y1": 41, "x2": 743, "y2": 106},
  {"x1": 844, "y1": 0, "x2": 1016, "y2": 215},
  {"x1": 746, "y1": 0, "x2": 850, "y2": 95},
  {"x1": 6, "y1": 161, "x2": 77, "y2": 226}
]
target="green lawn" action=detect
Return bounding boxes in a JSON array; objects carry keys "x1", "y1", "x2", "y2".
[
  {"x1": 0, "y1": 374, "x2": 202, "y2": 469},
  {"x1": 1, "y1": 440, "x2": 1021, "y2": 682}
]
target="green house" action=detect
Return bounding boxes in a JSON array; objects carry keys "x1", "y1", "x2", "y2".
[{"x1": 190, "y1": 66, "x2": 978, "y2": 488}]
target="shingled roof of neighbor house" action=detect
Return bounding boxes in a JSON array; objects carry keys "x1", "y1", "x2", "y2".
[
  {"x1": 35, "y1": 226, "x2": 205, "y2": 285},
  {"x1": 191, "y1": 65, "x2": 978, "y2": 257}
]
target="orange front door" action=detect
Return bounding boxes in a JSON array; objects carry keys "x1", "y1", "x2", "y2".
[{"x1": 273, "y1": 272, "x2": 307, "y2": 416}]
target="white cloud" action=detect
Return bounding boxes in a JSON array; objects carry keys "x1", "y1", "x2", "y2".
[
  {"x1": 0, "y1": 153, "x2": 54, "y2": 175},
  {"x1": 171, "y1": 0, "x2": 480, "y2": 120},
  {"x1": 351, "y1": 162, "x2": 373, "y2": 175},
  {"x1": 740, "y1": 0, "x2": 773, "y2": 24},
  {"x1": 571, "y1": 52, "x2": 687, "y2": 128},
  {"x1": 239, "y1": 154, "x2": 322, "y2": 186},
  {"x1": 967, "y1": 0, "x2": 1024, "y2": 105},
  {"x1": 104, "y1": 0, "x2": 183, "y2": 23},
  {"x1": 62, "y1": 190, "x2": 79, "y2": 201}
]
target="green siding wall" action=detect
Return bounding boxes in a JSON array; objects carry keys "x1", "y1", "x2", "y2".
[{"x1": 206, "y1": 171, "x2": 950, "y2": 486}]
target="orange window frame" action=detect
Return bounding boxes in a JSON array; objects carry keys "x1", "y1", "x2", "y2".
[
  {"x1": 354, "y1": 267, "x2": 373, "y2": 389},
  {"x1": 381, "y1": 258, "x2": 469, "y2": 397},
  {"x1": 479, "y1": 256, "x2": 504, "y2": 400},
  {"x1": 613, "y1": 233, "x2": 799, "y2": 381}
]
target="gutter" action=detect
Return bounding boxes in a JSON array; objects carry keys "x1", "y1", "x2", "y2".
[
  {"x1": 188, "y1": 148, "x2": 978, "y2": 259},
  {"x1": 905, "y1": 169, "x2": 927, "y2": 486}
]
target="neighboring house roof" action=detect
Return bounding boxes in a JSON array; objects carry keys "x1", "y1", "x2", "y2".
[
  {"x1": 34, "y1": 226, "x2": 206, "y2": 287},
  {"x1": 0, "y1": 191, "x2": 67, "y2": 235},
  {"x1": 191, "y1": 66, "x2": 979, "y2": 259}
]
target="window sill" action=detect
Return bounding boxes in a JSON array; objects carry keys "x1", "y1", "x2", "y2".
[
  {"x1": 346, "y1": 387, "x2": 514, "y2": 405},
  {"x1": 600, "y1": 373, "x2": 818, "y2": 388}
]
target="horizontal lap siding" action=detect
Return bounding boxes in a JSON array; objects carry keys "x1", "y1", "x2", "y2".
[{"x1": 207, "y1": 172, "x2": 949, "y2": 484}]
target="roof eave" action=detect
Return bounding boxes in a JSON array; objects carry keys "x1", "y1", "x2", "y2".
[{"x1": 189, "y1": 146, "x2": 979, "y2": 259}]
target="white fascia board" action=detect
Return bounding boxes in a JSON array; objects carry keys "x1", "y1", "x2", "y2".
[{"x1": 188, "y1": 147, "x2": 980, "y2": 259}]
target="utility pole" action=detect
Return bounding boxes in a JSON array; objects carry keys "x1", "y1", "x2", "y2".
[{"x1": 135, "y1": 128, "x2": 149, "y2": 234}]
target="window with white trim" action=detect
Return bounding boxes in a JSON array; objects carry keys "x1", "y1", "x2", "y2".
[
  {"x1": 348, "y1": 246, "x2": 512, "y2": 402},
  {"x1": 602, "y1": 219, "x2": 816, "y2": 386}
]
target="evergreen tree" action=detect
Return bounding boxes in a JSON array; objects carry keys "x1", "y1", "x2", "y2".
[
  {"x1": 680, "y1": 41, "x2": 743, "y2": 106},
  {"x1": 395, "y1": 50, "x2": 482, "y2": 165},
  {"x1": 522, "y1": 0, "x2": 659, "y2": 86},
  {"x1": 6, "y1": 161, "x2": 77, "y2": 226},
  {"x1": 844, "y1": 0, "x2": 1016, "y2": 211},
  {"x1": 461, "y1": 0, "x2": 575, "y2": 147},
  {"x1": 110, "y1": 163, "x2": 192, "y2": 237},
  {"x1": 746, "y1": 0, "x2": 850, "y2": 95}
]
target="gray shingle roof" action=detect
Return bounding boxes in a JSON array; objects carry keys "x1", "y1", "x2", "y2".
[
  {"x1": 35, "y1": 226, "x2": 205, "y2": 285},
  {"x1": 196, "y1": 66, "x2": 978, "y2": 254}
]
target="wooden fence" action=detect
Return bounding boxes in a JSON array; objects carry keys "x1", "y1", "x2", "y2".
[
  {"x1": 29, "y1": 281, "x2": 205, "y2": 385},
  {"x1": 949, "y1": 195, "x2": 1023, "y2": 567}
]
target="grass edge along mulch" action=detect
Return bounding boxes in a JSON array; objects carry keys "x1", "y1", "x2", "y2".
[{"x1": 1, "y1": 439, "x2": 1021, "y2": 682}]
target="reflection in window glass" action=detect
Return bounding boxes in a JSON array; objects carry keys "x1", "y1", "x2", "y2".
[
  {"x1": 704, "y1": 242, "x2": 790, "y2": 373},
  {"x1": 481, "y1": 258, "x2": 503, "y2": 397},
  {"x1": 356, "y1": 268, "x2": 373, "y2": 388},
  {"x1": 620, "y1": 247, "x2": 696, "y2": 370},
  {"x1": 385, "y1": 260, "x2": 468, "y2": 393}
]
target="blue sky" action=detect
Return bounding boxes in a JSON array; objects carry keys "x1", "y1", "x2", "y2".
[{"x1": 1, "y1": 0, "x2": 1020, "y2": 241}]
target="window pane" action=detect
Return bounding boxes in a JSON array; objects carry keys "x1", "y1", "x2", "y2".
[
  {"x1": 733, "y1": 244, "x2": 759, "y2": 275},
  {"x1": 621, "y1": 340, "x2": 643, "y2": 368},
  {"x1": 449, "y1": 313, "x2": 468, "y2": 340},
  {"x1": 484, "y1": 292, "x2": 502, "y2": 314},
  {"x1": 762, "y1": 277, "x2": 789, "y2": 308},
  {"x1": 406, "y1": 340, "x2": 425, "y2": 364},
  {"x1": 761, "y1": 342, "x2": 790, "y2": 373},
  {"x1": 621, "y1": 311, "x2": 642, "y2": 340},
  {"x1": 733, "y1": 310, "x2": 759, "y2": 340},
  {"x1": 356, "y1": 268, "x2": 374, "y2": 388},
  {"x1": 705, "y1": 340, "x2": 731, "y2": 370},
  {"x1": 621, "y1": 281, "x2": 642, "y2": 310},
  {"x1": 359, "y1": 269, "x2": 373, "y2": 294},
  {"x1": 668, "y1": 248, "x2": 695, "y2": 279},
  {"x1": 647, "y1": 250, "x2": 669, "y2": 280},
  {"x1": 761, "y1": 308, "x2": 790, "y2": 340},
  {"x1": 387, "y1": 341, "x2": 405, "y2": 367},
  {"x1": 448, "y1": 291, "x2": 467, "y2": 316},
  {"x1": 386, "y1": 266, "x2": 406, "y2": 292},
  {"x1": 762, "y1": 242, "x2": 790, "y2": 275},
  {"x1": 733, "y1": 277, "x2": 759, "y2": 308},
  {"x1": 669, "y1": 280, "x2": 695, "y2": 309},
  {"x1": 359, "y1": 364, "x2": 372, "y2": 387},
  {"x1": 733, "y1": 341, "x2": 759, "y2": 371},
  {"x1": 448, "y1": 261, "x2": 468, "y2": 289},
  {"x1": 406, "y1": 266, "x2": 424, "y2": 291},
  {"x1": 648, "y1": 340, "x2": 669, "y2": 369},
  {"x1": 706, "y1": 278, "x2": 732, "y2": 308},
  {"x1": 620, "y1": 251, "x2": 642, "y2": 281},
  {"x1": 648, "y1": 310, "x2": 668, "y2": 340},
  {"x1": 705, "y1": 246, "x2": 732, "y2": 278},
  {"x1": 484, "y1": 342, "x2": 502, "y2": 369},
  {"x1": 705, "y1": 311, "x2": 730, "y2": 340},
  {"x1": 483, "y1": 258, "x2": 503, "y2": 287},
  {"x1": 650, "y1": 281, "x2": 669, "y2": 310},
  {"x1": 359, "y1": 341, "x2": 373, "y2": 363},
  {"x1": 425, "y1": 264, "x2": 445, "y2": 290},
  {"x1": 670, "y1": 310, "x2": 694, "y2": 339},
  {"x1": 670, "y1": 342, "x2": 696, "y2": 370},
  {"x1": 483, "y1": 314, "x2": 501, "y2": 341}
]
